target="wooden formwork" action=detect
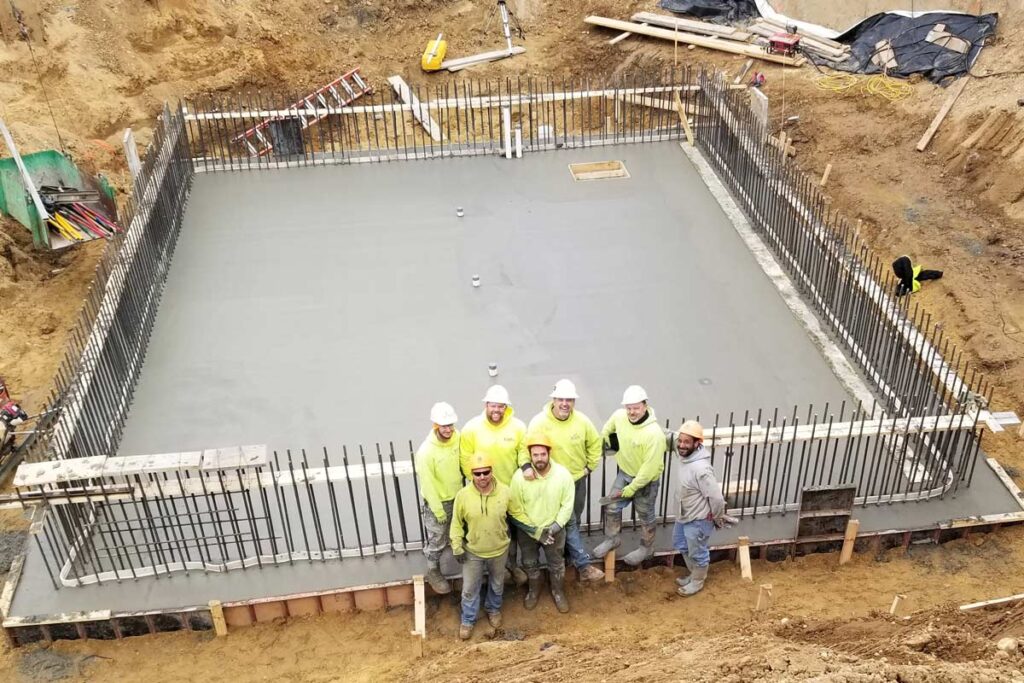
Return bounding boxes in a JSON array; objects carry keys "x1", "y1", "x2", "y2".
[{"x1": 5, "y1": 515, "x2": 1022, "y2": 647}]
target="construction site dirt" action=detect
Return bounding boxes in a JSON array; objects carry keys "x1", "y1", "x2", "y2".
[{"x1": 2, "y1": 0, "x2": 1024, "y2": 681}]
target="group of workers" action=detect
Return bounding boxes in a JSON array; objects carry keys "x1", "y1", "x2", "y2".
[{"x1": 414, "y1": 379, "x2": 727, "y2": 640}]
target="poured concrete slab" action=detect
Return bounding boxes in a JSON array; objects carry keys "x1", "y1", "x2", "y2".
[{"x1": 117, "y1": 142, "x2": 854, "y2": 457}]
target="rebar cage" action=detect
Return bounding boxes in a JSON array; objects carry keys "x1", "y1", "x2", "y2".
[{"x1": 12, "y1": 68, "x2": 993, "y2": 588}]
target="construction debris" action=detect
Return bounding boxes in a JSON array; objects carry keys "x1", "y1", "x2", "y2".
[
  {"x1": 916, "y1": 77, "x2": 969, "y2": 152},
  {"x1": 585, "y1": 16, "x2": 804, "y2": 66},
  {"x1": 387, "y1": 75, "x2": 444, "y2": 142},
  {"x1": 440, "y1": 46, "x2": 526, "y2": 72}
]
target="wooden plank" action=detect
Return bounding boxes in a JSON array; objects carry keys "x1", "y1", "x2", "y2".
[
  {"x1": 632, "y1": 12, "x2": 752, "y2": 41},
  {"x1": 889, "y1": 594, "x2": 906, "y2": 615},
  {"x1": 734, "y1": 59, "x2": 753, "y2": 85},
  {"x1": 737, "y1": 536, "x2": 753, "y2": 581},
  {"x1": 320, "y1": 592, "x2": 355, "y2": 613},
  {"x1": 353, "y1": 588, "x2": 387, "y2": 611},
  {"x1": 285, "y1": 597, "x2": 321, "y2": 617},
  {"x1": 584, "y1": 17, "x2": 802, "y2": 66},
  {"x1": 386, "y1": 585, "x2": 415, "y2": 606},
  {"x1": 819, "y1": 163, "x2": 833, "y2": 187},
  {"x1": 208, "y1": 600, "x2": 228, "y2": 637},
  {"x1": 387, "y1": 75, "x2": 443, "y2": 142},
  {"x1": 961, "y1": 108, "x2": 1002, "y2": 149},
  {"x1": 960, "y1": 592, "x2": 1024, "y2": 611},
  {"x1": 839, "y1": 518, "x2": 860, "y2": 564},
  {"x1": 673, "y1": 91, "x2": 694, "y2": 146},
  {"x1": 222, "y1": 605, "x2": 254, "y2": 627},
  {"x1": 608, "y1": 22, "x2": 647, "y2": 45},
  {"x1": 440, "y1": 46, "x2": 525, "y2": 72},
  {"x1": 756, "y1": 584, "x2": 773, "y2": 610},
  {"x1": 252, "y1": 601, "x2": 288, "y2": 623},
  {"x1": 604, "y1": 550, "x2": 616, "y2": 583}
]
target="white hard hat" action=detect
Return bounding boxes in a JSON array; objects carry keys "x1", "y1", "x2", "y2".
[
  {"x1": 429, "y1": 402, "x2": 458, "y2": 426},
  {"x1": 549, "y1": 379, "x2": 579, "y2": 399},
  {"x1": 482, "y1": 385, "x2": 511, "y2": 405},
  {"x1": 621, "y1": 385, "x2": 648, "y2": 405}
]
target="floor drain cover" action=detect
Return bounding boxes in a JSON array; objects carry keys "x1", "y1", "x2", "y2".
[{"x1": 568, "y1": 160, "x2": 629, "y2": 181}]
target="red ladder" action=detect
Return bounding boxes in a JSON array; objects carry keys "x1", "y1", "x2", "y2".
[{"x1": 233, "y1": 67, "x2": 373, "y2": 157}]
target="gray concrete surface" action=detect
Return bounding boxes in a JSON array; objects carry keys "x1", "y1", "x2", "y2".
[{"x1": 117, "y1": 142, "x2": 853, "y2": 457}]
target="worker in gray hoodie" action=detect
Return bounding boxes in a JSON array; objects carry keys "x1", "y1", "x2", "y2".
[{"x1": 671, "y1": 420, "x2": 726, "y2": 596}]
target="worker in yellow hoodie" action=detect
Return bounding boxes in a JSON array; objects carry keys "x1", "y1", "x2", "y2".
[
  {"x1": 415, "y1": 401, "x2": 462, "y2": 595},
  {"x1": 509, "y1": 432, "x2": 575, "y2": 613},
  {"x1": 526, "y1": 379, "x2": 604, "y2": 582},
  {"x1": 593, "y1": 385, "x2": 667, "y2": 566},
  {"x1": 450, "y1": 452, "x2": 513, "y2": 641},
  {"x1": 460, "y1": 384, "x2": 529, "y2": 586}
]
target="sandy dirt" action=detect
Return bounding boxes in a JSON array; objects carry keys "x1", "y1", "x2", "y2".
[{"x1": 1, "y1": 0, "x2": 1024, "y2": 680}]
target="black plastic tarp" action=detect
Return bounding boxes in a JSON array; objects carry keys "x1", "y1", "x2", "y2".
[
  {"x1": 818, "y1": 12, "x2": 998, "y2": 82},
  {"x1": 657, "y1": 0, "x2": 757, "y2": 23}
]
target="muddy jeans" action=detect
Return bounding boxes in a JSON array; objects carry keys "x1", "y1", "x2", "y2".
[
  {"x1": 518, "y1": 527, "x2": 566, "y2": 580},
  {"x1": 421, "y1": 500, "x2": 454, "y2": 564},
  {"x1": 605, "y1": 471, "x2": 660, "y2": 526},
  {"x1": 563, "y1": 476, "x2": 593, "y2": 570},
  {"x1": 460, "y1": 548, "x2": 509, "y2": 626},
  {"x1": 672, "y1": 519, "x2": 715, "y2": 567}
]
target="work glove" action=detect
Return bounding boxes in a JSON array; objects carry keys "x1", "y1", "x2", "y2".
[
  {"x1": 540, "y1": 522, "x2": 562, "y2": 545},
  {"x1": 454, "y1": 550, "x2": 466, "y2": 564},
  {"x1": 434, "y1": 511, "x2": 448, "y2": 524},
  {"x1": 620, "y1": 485, "x2": 635, "y2": 499}
]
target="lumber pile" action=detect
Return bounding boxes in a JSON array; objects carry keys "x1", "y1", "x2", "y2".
[
  {"x1": 748, "y1": 18, "x2": 850, "y2": 62},
  {"x1": 631, "y1": 12, "x2": 752, "y2": 42},
  {"x1": 585, "y1": 16, "x2": 804, "y2": 66}
]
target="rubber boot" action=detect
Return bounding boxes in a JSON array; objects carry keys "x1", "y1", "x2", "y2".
[
  {"x1": 623, "y1": 524, "x2": 656, "y2": 567},
  {"x1": 549, "y1": 570, "x2": 570, "y2": 614},
  {"x1": 675, "y1": 554, "x2": 696, "y2": 588},
  {"x1": 677, "y1": 565, "x2": 708, "y2": 596},
  {"x1": 524, "y1": 575, "x2": 542, "y2": 610},
  {"x1": 425, "y1": 562, "x2": 451, "y2": 594},
  {"x1": 592, "y1": 508, "x2": 622, "y2": 559}
]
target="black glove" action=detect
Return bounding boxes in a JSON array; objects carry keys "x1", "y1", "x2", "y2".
[{"x1": 454, "y1": 551, "x2": 466, "y2": 564}]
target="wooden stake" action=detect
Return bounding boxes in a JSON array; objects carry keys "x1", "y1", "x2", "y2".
[
  {"x1": 604, "y1": 550, "x2": 616, "y2": 583},
  {"x1": 410, "y1": 575, "x2": 426, "y2": 657},
  {"x1": 819, "y1": 163, "x2": 833, "y2": 187},
  {"x1": 208, "y1": 600, "x2": 228, "y2": 637},
  {"x1": 673, "y1": 91, "x2": 694, "y2": 146},
  {"x1": 839, "y1": 518, "x2": 860, "y2": 565},
  {"x1": 734, "y1": 59, "x2": 754, "y2": 84},
  {"x1": 889, "y1": 593, "x2": 906, "y2": 615},
  {"x1": 737, "y1": 536, "x2": 753, "y2": 582},
  {"x1": 756, "y1": 584, "x2": 773, "y2": 611}
]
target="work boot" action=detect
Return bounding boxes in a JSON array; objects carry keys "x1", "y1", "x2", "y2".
[
  {"x1": 503, "y1": 568, "x2": 513, "y2": 584},
  {"x1": 623, "y1": 524, "x2": 656, "y2": 567},
  {"x1": 511, "y1": 566, "x2": 529, "y2": 586},
  {"x1": 524, "y1": 575, "x2": 542, "y2": 610},
  {"x1": 549, "y1": 570, "x2": 570, "y2": 614},
  {"x1": 487, "y1": 611, "x2": 502, "y2": 628},
  {"x1": 675, "y1": 554, "x2": 697, "y2": 588},
  {"x1": 578, "y1": 564, "x2": 605, "y2": 582},
  {"x1": 459, "y1": 623, "x2": 473, "y2": 640},
  {"x1": 677, "y1": 565, "x2": 708, "y2": 596},
  {"x1": 425, "y1": 563, "x2": 451, "y2": 594},
  {"x1": 592, "y1": 508, "x2": 622, "y2": 559}
]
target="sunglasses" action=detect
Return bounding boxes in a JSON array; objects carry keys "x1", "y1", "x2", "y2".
[{"x1": 471, "y1": 469, "x2": 492, "y2": 478}]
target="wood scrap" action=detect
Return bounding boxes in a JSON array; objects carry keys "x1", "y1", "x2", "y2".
[
  {"x1": 584, "y1": 16, "x2": 803, "y2": 66},
  {"x1": 926, "y1": 24, "x2": 970, "y2": 54},
  {"x1": 768, "y1": 134, "x2": 795, "y2": 157},
  {"x1": 440, "y1": 46, "x2": 526, "y2": 72},
  {"x1": 734, "y1": 59, "x2": 753, "y2": 84},
  {"x1": 737, "y1": 536, "x2": 753, "y2": 582},
  {"x1": 608, "y1": 23, "x2": 647, "y2": 45},
  {"x1": 961, "y1": 109, "x2": 1003, "y2": 149},
  {"x1": 387, "y1": 76, "x2": 443, "y2": 141},
  {"x1": 819, "y1": 162, "x2": 833, "y2": 187},
  {"x1": 916, "y1": 76, "x2": 969, "y2": 151},
  {"x1": 871, "y1": 39, "x2": 898, "y2": 70},
  {"x1": 631, "y1": 12, "x2": 752, "y2": 41},
  {"x1": 839, "y1": 518, "x2": 859, "y2": 565},
  {"x1": 756, "y1": 584, "x2": 773, "y2": 610},
  {"x1": 890, "y1": 594, "x2": 906, "y2": 615},
  {"x1": 673, "y1": 90, "x2": 694, "y2": 146}
]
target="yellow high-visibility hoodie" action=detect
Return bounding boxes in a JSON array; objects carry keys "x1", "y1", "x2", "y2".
[
  {"x1": 527, "y1": 403, "x2": 602, "y2": 481},
  {"x1": 450, "y1": 480, "x2": 512, "y2": 558},
  {"x1": 460, "y1": 406, "x2": 527, "y2": 485},
  {"x1": 414, "y1": 429, "x2": 462, "y2": 521},
  {"x1": 601, "y1": 408, "x2": 666, "y2": 498},
  {"x1": 509, "y1": 460, "x2": 574, "y2": 537}
]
